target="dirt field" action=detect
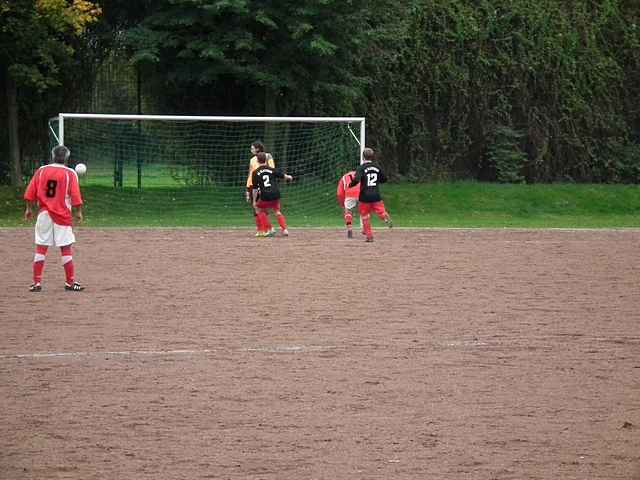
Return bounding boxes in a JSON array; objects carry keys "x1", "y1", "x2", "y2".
[{"x1": 1, "y1": 227, "x2": 639, "y2": 480}]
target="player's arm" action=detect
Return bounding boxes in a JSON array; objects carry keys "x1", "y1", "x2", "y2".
[
  {"x1": 24, "y1": 201, "x2": 36, "y2": 221},
  {"x1": 251, "y1": 170, "x2": 260, "y2": 206},
  {"x1": 348, "y1": 167, "x2": 362, "y2": 188},
  {"x1": 337, "y1": 178, "x2": 346, "y2": 207},
  {"x1": 70, "y1": 171, "x2": 84, "y2": 222},
  {"x1": 73, "y1": 205, "x2": 83, "y2": 223},
  {"x1": 23, "y1": 170, "x2": 39, "y2": 221},
  {"x1": 246, "y1": 157, "x2": 256, "y2": 202},
  {"x1": 245, "y1": 175, "x2": 253, "y2": 203},
  {"x1": 275, "y1": 168, "x2": 293, "y2": 182},
  {"x1": 378, "y1": 168, "x2": 387, "y2": 184}
]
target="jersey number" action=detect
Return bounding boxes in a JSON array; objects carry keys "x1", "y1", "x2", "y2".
[
  {"x1": 45, "y1": 180, "x2": 58, "y2": 198},
  {"x1": 262, "y1": 175, "x2": 271, "y2": 187},
  {"x1": 366, "y1": 172, "x2": 378, "y2": 187}
]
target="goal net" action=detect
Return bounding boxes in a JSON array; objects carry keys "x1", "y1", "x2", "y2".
[{"x1": 48, "y1": 114, "x2": 364, "y2": 227}]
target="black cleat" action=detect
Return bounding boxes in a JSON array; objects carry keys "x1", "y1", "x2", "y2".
[
  {"x1": 365, "y1": 237, "x2": 374, "y2": 243},
  {"x1": 347, "y1": 229, "x2": 353, "y2": 239},
  {"x1": 65, "y1": 282, "x2": 84, "y2": 292},
  {"x1": 29, "y1": 283, "x2": 42, "y2": 292}
]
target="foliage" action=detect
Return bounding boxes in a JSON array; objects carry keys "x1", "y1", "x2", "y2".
[
  {"x1": 363, "y1": 0, "x2": 640, "y2": 182},
  {"x1": 125, "y1": 0, "x2": 377, "y2": 115},
  {"x1": 1, "y1": 0, "x2": 101, "y2": 91},
  {"x1": 0, "y1": 0, "x2": 101, "y2": 184},
  {"x1": 1, "y1": 0, "x2": 640, "y2": 184},
  {"x1": 488, "y1": 126, "x2": 526, "y2": 183}
]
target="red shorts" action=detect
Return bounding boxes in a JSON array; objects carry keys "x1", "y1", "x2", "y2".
[
  {"x1": 359, "y1": 201, "x2": 387, "y2": 217},
  {"x1": 256, "y1": 199, "x2": 281, "y2": 210}
]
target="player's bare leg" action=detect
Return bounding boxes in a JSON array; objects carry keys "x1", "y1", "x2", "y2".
[{"x1": 30, "y1": 244, "x2": 48, "y2": 291}]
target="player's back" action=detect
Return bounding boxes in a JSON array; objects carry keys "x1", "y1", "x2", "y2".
[
  {"x1": 355, "y1": 161, "x2": 386, "y2": 203},
  {"x1": 253, "y1": 165, "x2": 283, "y2": 201},
  {"x1": 25, "y1": 164, "x2": 82, "y2": 225},
  {"x1": 247, "y1": 153, "x2": 275, "y2": 188}
]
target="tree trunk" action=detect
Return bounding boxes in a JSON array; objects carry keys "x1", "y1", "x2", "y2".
[
  {"x1": 264, "y1": 85, "x2": 278, "y2": 153},
  {"x1": 6, "y1": 72, "x2": 23, "y2": 186}
]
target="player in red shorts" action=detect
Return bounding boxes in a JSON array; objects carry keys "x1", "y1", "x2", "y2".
[
  {"x1": 348, "y1": 147, "x2": 392, "y2": 242},
  {"x1": 336, "y1": 170, "x2": 360, "y2": 238},
  {"x1": 251, "y1": 152, "x2": 293, "y2": 237},
  {"x1": 23, "y1": 145, "x2": 84, "y2": 291},
  {"x1": 246, "y1": 141, "x2": 276, "y2": 236}
]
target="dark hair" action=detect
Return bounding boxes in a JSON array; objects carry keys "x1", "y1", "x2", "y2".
[
  {"x1": 256, "y1": 152, "x2": 267, "y2": 164},
  {"x1": 362, "y1": 147, "x2": 375, "y2": 161},
  {"x1": 51, "y1": 145, "x2": 70, "y2": 163},
  {"x1": 252, "y1": 141, "x2": 265, "y2": 153}
]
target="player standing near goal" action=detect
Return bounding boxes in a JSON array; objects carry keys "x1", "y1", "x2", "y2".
[
  {"x1": 336, "y1": 170, "x2": 360, "y2": 238},
  {"x1": 246, "y1": 141, "x2": 275, "y2": 236},
  {"x1": 23, "y1": 145, "x2": 84, "y2": 291},
  {"x1": 252, "y1": 152, "x2": 293, "y2": 237},
  {"x1": 348, "y1": 147, "x2": 392, "y2": 242}
]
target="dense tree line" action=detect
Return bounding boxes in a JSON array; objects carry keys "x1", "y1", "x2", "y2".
[{"x1": 2, "y1": 0, "x2": 639, "y2": 185}]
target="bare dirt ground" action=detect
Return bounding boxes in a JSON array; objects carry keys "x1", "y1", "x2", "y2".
[{"x1": 0, "y1": 227, "x2": 639, "y2": 480}]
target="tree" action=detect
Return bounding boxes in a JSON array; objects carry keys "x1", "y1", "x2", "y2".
[
  {"x1": 126, "y1": 0, "x2": 376, "y2": 117},
  {"x1": 0, "y1": 0, "x2": 101, "y2": 186}
]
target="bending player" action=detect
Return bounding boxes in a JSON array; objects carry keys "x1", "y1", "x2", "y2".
[
  {"x1": 23, "y1": 145, "x2": 84, "y2": 291},
  {"x1": 348, "y1": 147, "x2": 392, "y2": 242},
  {"x1": 251, "y1": 152, "x2": 293, "y2": 237},
  {"x1": 246, "y1": 141, "x2": 275, "y2": 236},
  {"x1": 336, "y1": 170, "x2": 360, "y2": 238}
]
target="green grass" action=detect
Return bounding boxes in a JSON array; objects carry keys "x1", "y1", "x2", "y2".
[{"x1": 2, "y1": 182, "x2": 640, "y2": 228}]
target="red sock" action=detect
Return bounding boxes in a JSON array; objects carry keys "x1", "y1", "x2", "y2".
[
  {"x1": 33, "y1": 245, "x2": 48, "y2": 284},
  {"x1": 254, "y1": 212, "x2": 264, "y2": 231},
  {"x1": 61, "y1": 245, "x2": 74, "y2": 284},
  {"x1": 258, "y1": 211, "x2": 270, "y2": 231},
  {"x1": 276, "y1": 213, "x2": 287, "y2": 230},
  {"x1": 362, "y1": 216, "x2": 373, "y2": 238},
  {"x1": 344, "y1": 211, "x2": 353, "y2": 226}
]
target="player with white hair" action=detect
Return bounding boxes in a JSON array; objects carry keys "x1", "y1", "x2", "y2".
[
  {"x1": 348, "y1": 147, "x2": 392, "y2": 242},
  {"x1": 23, "y1": 145, "x2": 85, "y2": 291}
]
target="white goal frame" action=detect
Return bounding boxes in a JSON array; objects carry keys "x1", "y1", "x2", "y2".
[{"x1": 56, "y1": 113, "x2": 366, "y2": 163}]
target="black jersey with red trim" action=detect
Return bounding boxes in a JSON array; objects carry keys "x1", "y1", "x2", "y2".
[
  {"x1": 349, "y1": 161, "x2": 387, "y2": 203},
  {"x1": 252, "y1": 165, "x2": 286, "y2": 201}
]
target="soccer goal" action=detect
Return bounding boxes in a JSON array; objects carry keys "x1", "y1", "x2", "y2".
[{"x1": 48, "y1": 114, "x2": 365, "y2": 226}]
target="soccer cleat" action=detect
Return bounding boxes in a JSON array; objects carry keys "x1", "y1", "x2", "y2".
[
  {"x1": 347, "y1": 229, "x2": 353, "y2": 239},
  {"x1": 255, "y1": 231, "x2": 266, "y2": 237},
  {"x1": 264, "y1": 229, "x2": 276, "y2": 237},
  {"x1": 386, "y1": 218, "x2": 393, "y2": 228},
  {"x1": 29, "y1": 283, "x2": 42, "y2": 292},
  {"x1": 365, "y1": 237, "x2": 374, "y2": 243},
  {"x1": 281, "y1": 229, "x2": 289, "y2": 237},
  {"x1": 64, "y1": 282, "x2": 84, "y2": 292}
]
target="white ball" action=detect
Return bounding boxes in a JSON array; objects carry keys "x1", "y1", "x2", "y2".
[{"x1": 75, "y1": 163, "x2": 87, "y2": 175}]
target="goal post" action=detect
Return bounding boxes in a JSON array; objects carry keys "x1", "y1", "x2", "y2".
[{"x1": 48, "y1": 113, "x2": 366, "y2": 226}]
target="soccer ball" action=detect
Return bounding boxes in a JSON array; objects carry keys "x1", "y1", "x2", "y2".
[{"x1": 75, "y1": 163, "x2": 87, "y2": 175}]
